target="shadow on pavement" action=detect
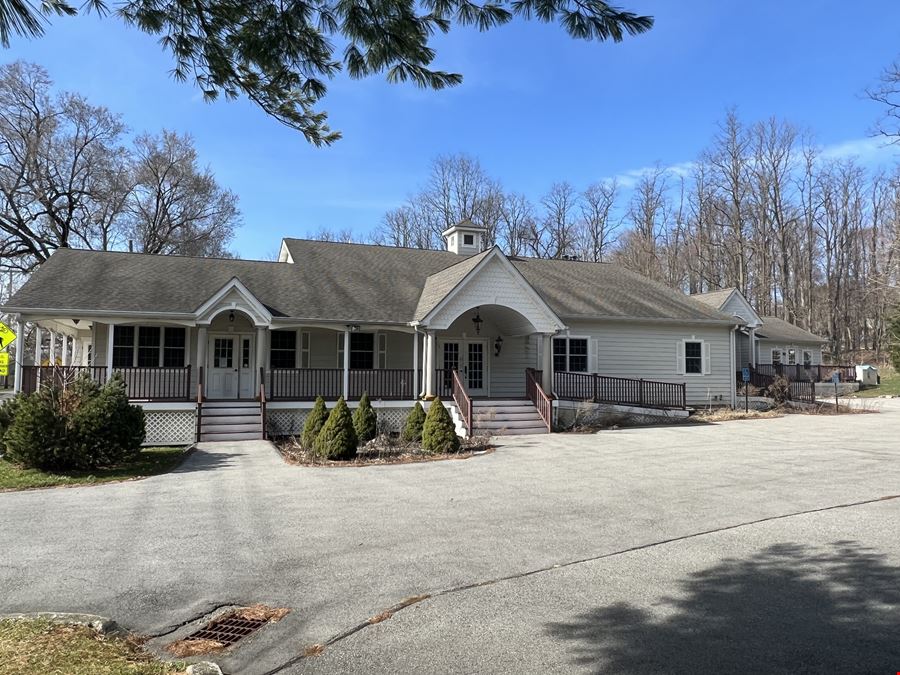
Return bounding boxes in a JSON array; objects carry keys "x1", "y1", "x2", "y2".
[
  {"x1": 545, "y1": 541, "x2": 900, "y2": 674},
  {"x1": 171, "y1": 450, "x2": 242, "y2": 473}
]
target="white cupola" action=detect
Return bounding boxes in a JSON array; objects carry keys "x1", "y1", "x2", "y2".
[{"x1": 442, "y1": 220, "x2": 486, "y2": 255}]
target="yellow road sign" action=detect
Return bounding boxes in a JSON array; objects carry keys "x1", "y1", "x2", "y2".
[
  {"x1": 0, "y1": 353, "x2": 8, "y2": 366},
  {"x1": 0, "y1": 321, "x2": 15, "y2": 350},
  {"x1": 0, "y1": 365, "x2": 7, "y2": 377}
]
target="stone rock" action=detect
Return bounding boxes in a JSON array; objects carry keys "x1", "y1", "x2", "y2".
[{"x1": 187, "y1": 663, "x2": 223, "y2": 675}]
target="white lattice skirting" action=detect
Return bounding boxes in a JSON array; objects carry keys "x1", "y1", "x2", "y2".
[
  {"x1": 143, "y1": 410, "x2": 197, "y2": 445},
  {"x1": 267, "y1": 406, "x2": 414, "y2": 437}
]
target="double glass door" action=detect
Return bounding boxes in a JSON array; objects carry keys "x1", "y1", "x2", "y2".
[
  {"x1": 207, "y1": 334, "x2": 254, "y2": 398},
  {"x1": 440, "y1": 340, "x2": 486, "y2": 396}
]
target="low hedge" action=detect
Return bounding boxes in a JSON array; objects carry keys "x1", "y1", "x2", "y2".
[{"x1": 2, "y1": 373, "x2": 145, "y2": 471}]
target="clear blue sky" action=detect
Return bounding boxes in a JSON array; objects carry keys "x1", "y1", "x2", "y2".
[{"x1": 6, "y1": 0, "x2": 900, "y2": 258}]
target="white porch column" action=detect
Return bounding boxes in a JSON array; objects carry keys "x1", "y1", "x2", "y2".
[
  {"x1": 412, "y1": 331, "x2": 419, "y2": 400},
  {"x1": 49, "y1": 331, "x2": 57, "y2": 366},
  {"x1": 13, "y1": 318, "x2": 24, "y2": 393},
  {"x1": 197, "y1": 326, "x2": 208, "y2": 395},
  {"x1": 541, "y1": 333, "x2": 553, "y2": 393},
  {"x1": 749, "y1": 327, "x2": 757, "y2": 367},
  {"x1": 342, "y1": 328, "x2": 350, "y2": 399},
  {"x1": 256, "y1": 326, "x2": 267, "y2": 395},
  {"x1": 33, "y1": 326, "x2": 42, "y2": 367},
  {"x1": 424, "y1": 330, "x2": 435, "y2": 398},
  {"x1": 61, "y1": 335, "x2": 69, "y2": 366},
  {"x1": 105, "y1": 324, "x2": 115, "y2": 375}
]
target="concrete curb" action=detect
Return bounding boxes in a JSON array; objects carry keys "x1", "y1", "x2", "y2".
[{"x1": 0, "y1": 611, "x2": 122, "y2": 635}]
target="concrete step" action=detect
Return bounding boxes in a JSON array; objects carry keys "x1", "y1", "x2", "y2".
[
  {"x1": 474, "y1": 409, "x2": 543, "y2": 419},
  {"x1": 474, "y1": 419, "x2": 545, "y2": 430},
  {"x1": 473, "y1": 399, "x2": 531, "y2": 407},
  {"x1": 200, "y1": 422, "x2": 262, "y2": 434},
  {"x1": 481, "y1": 426, "x2": 549, "y2": 436},
  {"x1": 200, "y1": 431, "x2": 264, "y2": 442},
  {"x1": 201, "y1": 414, "x2": 261, "y2": 426},
  {"x1": 203, "y1": 401, "x2": 259, "y2": 410},
  {"x1": 202, "y1": 409, "x2": 261, "y2": 419}
]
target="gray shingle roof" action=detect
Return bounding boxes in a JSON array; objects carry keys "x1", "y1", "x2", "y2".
[
  {"x1": 5, "y1": 240, "x2": 738, "y2": 325},
  {"x1": 414, "y1": 248, "x2": 492, "y2": 320},
  {"x1": 690, "y1": 288, "x2": 737, "y2": 310},
  {"x1": 757, "y1": 316, "x2": 827, "y2": 344}
]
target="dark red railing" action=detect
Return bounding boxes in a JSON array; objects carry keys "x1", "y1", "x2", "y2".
[
  {"x1": 20, "y1": 365, "x2": 192, "y2": 401},
  {"x1": 553, "y1": 371, "x2": 687, "y2": 410},
  {"x1": 259, "y1": 367, "x2": 267, "y2": 439},
  {"x1": 348, "y1": 369, "x2": 415, "y2": 400},
  {"x1": 196, "y1": 367, "x2": 204, "y2": 442},
  {"x1": 525, "y1": 368, "x2": 552, "y2": 432},
  {"x1": 269, "y1": 368, "x2": 342, "y2": 400},
  {"x1": 451, "y1": 369, "x2": 472, "y2": 436},
  {"x1": 268, "y1": 368, "x2": 416, "y2": 401}
]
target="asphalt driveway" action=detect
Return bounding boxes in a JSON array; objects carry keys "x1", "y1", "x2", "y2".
[{"x1": 2, "y1": 399, "x2": 900, "y2": 673}]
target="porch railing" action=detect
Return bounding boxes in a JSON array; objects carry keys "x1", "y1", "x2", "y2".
[
  {"x1": 20, "y1": 365, "x2": 192, "y2": 401},
  {"x1": 451, "y1": 369, "x2": 473, "y2": 436},
  {"x1": 525, "y1": 368, "x2": 552, "y2": 432},
  {"x1": 554, "y1": 371, "x2": 687, "y2": 410},
  {"x1": 755, "y1": 363, "x2": 855, "y2": 383},
  {"x1": 268, "y1": 368, "x2": 416, "y2": 401},
  {"x1": 435, "y1": 369, "x2": 454, "y2": 399}
]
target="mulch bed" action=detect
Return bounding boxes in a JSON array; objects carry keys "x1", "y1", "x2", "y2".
[{"x1": 277, "y1": 435, "x2": 493, "y2": 467}]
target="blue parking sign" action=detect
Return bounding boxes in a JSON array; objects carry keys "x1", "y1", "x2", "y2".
[
  {"x1": 831, "y1": 371, "x2": 840, "y2": 384},
  {"x1": 742, "y1": 367, "x2": 751, "y2": 382}
]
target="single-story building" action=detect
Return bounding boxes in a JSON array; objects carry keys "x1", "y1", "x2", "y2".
[
  {"x1": 4, "y1": 222, "x2": 794, "y2": 442},
  {"x1": 691, "y1": 287, "x2": 853, "y2": 383}
]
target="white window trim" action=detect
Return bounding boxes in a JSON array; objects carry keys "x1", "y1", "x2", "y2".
[
  {"x1": 114, "y1": 325, "x2": 186, "y2": 368},
  {"x1": 679, "y1": 338, "x2": 710, "y2": 377},
  {"x1": 338, "y1": 331, "x2": 378, "y2": 370},
  {"x1": 300, "y1": 331, "x2": 310, "y2": 369},
  {"x1": 552, "y1": 335, "x2": 590, "y2": 373}
]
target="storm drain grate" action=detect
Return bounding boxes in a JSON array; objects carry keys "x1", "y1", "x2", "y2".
[{"x1": 185, "y1": 615, "x2": 269, "y2": 646}]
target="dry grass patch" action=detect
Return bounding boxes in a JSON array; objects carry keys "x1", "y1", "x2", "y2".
[
  {"x1": 0, "y1": 617, "x2": 184, "y2": 675},
  {"x1": 693, "y1": 408, "x2": 783, "y2": 422},
  {"x1": 303, "y1": 643, "x2": 325, "y2": 657}
]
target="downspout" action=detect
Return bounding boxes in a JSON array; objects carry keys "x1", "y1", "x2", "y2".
[
  {"x1": 729, "y1": 325, "x2": 738, "y2": 409},
  {"x1": 413, "y1": 325, "x2": 421, "y2": 400}
]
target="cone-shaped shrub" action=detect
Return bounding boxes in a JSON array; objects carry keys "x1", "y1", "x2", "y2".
[
  {"x1": 421, "y1": 397, "x2": 459, "y2": 454},
  {"x1": 402, "y1": 401, "x2": 426, "y2": 443},
  {"x1": 301, "y1": 396, "x2": 328, "y2": 449},
  {"x1": 353, "y1": 392, "x2": 377, "y2": 443},
  {"x1": 314, "y1": 397, "x2": 358, "y2": 460}
]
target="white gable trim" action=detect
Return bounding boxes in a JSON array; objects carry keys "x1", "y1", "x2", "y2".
[
  {"x1": 718, "y1": 289, "x2": 762, "y2": 327},
  {"x1": 194, "y1": 277, "x2": 272, "y2": 327},
  {"x1": 417, "y1": 247, "x2": 565, "y2": 333}
]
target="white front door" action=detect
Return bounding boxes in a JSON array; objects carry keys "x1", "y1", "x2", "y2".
[
  {"x1": 440, "y1": 340, "x2": 488, "y2": 396},
  {"x1": 207, "y1": 334, "x2": 255, "y2": 399}
]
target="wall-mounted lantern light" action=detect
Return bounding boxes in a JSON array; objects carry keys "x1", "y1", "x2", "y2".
[
  {"x1": 494, "y1": 335, "x2": 503, "y2": 357},
  {"x1": 472, "y1": 308, "x2": 483, "y2": 335}
]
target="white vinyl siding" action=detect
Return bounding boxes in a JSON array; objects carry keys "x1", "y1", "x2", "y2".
[{"x1": 565, "y1": 320, "x2": 733, "y2": 406}]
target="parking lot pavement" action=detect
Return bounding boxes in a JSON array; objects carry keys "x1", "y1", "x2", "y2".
[{"x1": 1, "y1": 400, "x2": 899, "y2": 673}]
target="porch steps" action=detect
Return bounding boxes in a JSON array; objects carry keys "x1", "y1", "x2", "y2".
[
  {"x1": 471, "y1": 399, "x2": 549, "y2": 436},
  {"x1": 199, "y1": 401, "x2": 263, "y2": 442}
]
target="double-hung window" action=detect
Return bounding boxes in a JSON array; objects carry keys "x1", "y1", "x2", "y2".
[
  {"x1": 552, "y1": 337, "x2": 588, "y2": 372},
  {"x1": 112, "y1": 326, "x2": 186, "y2": 367},
  {"x1": 112, "y1": 326, "x2": 135, "y2": 367},
  {"x1": 270, "y1": 330, "x2": 298, "y2": 368},
  {"x1": 684, "y1": 340, "x2": 703, "y2": 374}
]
